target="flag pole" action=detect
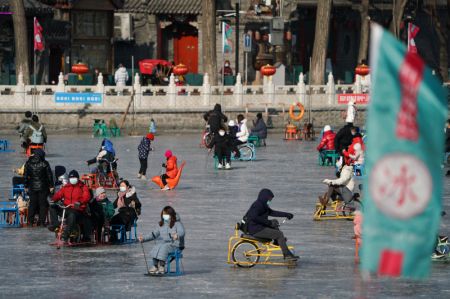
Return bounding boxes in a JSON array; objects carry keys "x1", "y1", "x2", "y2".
[{"x1": 33, "y1": 50, "x2": 37, "y2": 114}]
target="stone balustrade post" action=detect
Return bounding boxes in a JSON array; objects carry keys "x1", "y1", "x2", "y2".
[
  {"x1": 326, "y1": 72, "x2": 335, "y2": 105},
  {"x1": 296, "y1": 72, "x2": 306, "y2": 105},
  {"x1": 202, "y1": 73, "x2": 211, "y2": 106},
  {"x1": 168, "y1": 73, "x2": 176, "y2": 107},
  {"x1": 234, "y1": 73, "x2": 243, "y2": 106}
]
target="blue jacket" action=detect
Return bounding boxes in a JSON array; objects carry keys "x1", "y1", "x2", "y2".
[{"x1": 245, "y1": 189, "x2": 291, "y2": 234}]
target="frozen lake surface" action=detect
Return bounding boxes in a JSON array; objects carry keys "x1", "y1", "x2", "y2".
[{"x1": 0, "y1": 133, "x2": 449, "y2": 298}]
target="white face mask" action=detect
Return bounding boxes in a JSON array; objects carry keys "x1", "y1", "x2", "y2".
[
  {"x1": 119, "y1": 186, "x2": 127, "y2": 192},
  {"x1": 69, "y1": 178, "x2": 78, "y2": 185},
  {"x1": 219, "y1": 130, "x2": 225, "y2": 136},
  {"x1": 163, "y1": 214, "x2": 171, "y2": 222}
]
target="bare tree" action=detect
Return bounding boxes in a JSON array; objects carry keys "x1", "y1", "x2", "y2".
[
  {"x1": 390, "y1": 0, "x2": 408, "y2": 37},
  {"x1": 427, "y1": 0, "x2": 448, "y2": 81},
  {"x1": 202, "y1": 0, "x2": 217, "y2": 85},
  {"x1": 357, "y1": 0, "x2": 370, "y2": 64},
  {"x1": 311, "y1": 0, "x2": 332, "y2": 85},
  {"x1": 10, "y1": 0, "x2": 30, "y2": 84}
]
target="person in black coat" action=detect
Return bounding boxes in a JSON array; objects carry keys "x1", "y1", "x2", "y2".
[
  {"x1": 245, "y1": 189, "x2": 297, "y2": 261},
  {"x1": 24, "y1": 148, "x2": 54, "y2": 226},
  {"x1": 208, "y1": 128, "x2": 233, "y2": 169},
  {"x1": 203, "y1": 103, "x2": 228, "y2": 134},
  {"x1": 334, "y1": 124, "x2": 355, "y2": 154}
]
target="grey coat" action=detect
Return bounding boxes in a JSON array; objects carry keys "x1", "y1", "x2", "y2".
[{"x1": 143, "y1": 218, "x2": 185, "y2": 261}]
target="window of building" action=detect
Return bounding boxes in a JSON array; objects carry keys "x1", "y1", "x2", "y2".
[{"x1": 73, "y1": 11, "x2": 108, "y2": 38}]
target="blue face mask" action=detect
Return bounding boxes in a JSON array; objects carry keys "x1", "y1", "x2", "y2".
[
  {"x1": 162, "y1": 214, "x2": 171, "y2": 222},
  {"x1": 267, "y1": 200, "x2": 272, "y2": 206}
]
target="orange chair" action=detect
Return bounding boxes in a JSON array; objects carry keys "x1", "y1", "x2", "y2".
[
  {"x1": 152, "y1": 161, "x2": 186, "y2": 190},
  {"x1": 26, "y1": 144, "x2": 44, "y2": 157},
  {"x1": 284, "y1": 124, "x2": 300, "y2": 140}
]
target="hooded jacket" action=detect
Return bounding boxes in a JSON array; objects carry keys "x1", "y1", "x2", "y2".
[
  {"x1": 205, "y1": 104, "x2": 228, "y2": 133},
  {"x1": 52, "y1": 181, "x2": 91, "y2": 212},
  {"x1": 24, "y1": 150, "x2": 54, "y2": 191},
  {"x1": 317, "y1": 130, "x2": 336, "y2": 151},
  {"x1": 114, "y1": 67, "x2": 129, "y2": 85},
  {"x1": 334, "y1": 124, "x2": 354, "y2": 153},
  {"x1": 236, "y1": 119, "x2": 249, "y2": 142},
  {"x1": 245, "y1": 189, "x2": 291, "y2": 234},
  {"x1": 165, "y1": 156, "x2": 178, "y2": 179},
  {"x1": 208, "y1": 132, "x2": 232, "y2": 153},
  {"x1": 329, "y1": 164, "x2": 355, "y2": 192}
]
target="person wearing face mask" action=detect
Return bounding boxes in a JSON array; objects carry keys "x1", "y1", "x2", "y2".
[
  {"x1": 138, "y1": 206, "x2": 185, "y2": 275},
  {"x1": 50, "y1": 170, "x2": 92, "y2": 243},
  {"x1": 110, "y1": 180, "x2": 141, "y2": 234},
  {"x1": 221, "y1": 60, "x2": 233, "y2": 77},
  {"x1": 23, "y1": 148, "x2": 54, "y2": 226},
  {"x1": 244, "y1": 189, "x2": 297, "y2": 262},
  {"x1": 207, "y1": 127, "x2": 232, "y2": 169},
  {"x1": 87, "y1": 138, "x2": 116, "y2": 175},
  {"x1": 160, "y1": 150, "x2": 178, "y2": 190}
]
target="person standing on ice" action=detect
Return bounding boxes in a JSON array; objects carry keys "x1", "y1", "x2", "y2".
[{"x1": 137, "y1": 133, "x2": 154, "y2": 180}]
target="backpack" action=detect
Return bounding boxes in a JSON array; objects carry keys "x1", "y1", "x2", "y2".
[{"x1": 30, "y1": 125, "x2": 44, "y2": 144}]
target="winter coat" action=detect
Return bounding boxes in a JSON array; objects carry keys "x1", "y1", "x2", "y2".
[
  {"x1": 345, "y1": 103, "x2": 356, "y2": 124},
  {"x1": 52, "y1": 181, "x2": 91, "y2": 212},
  {"x1": 334, "y1": 124, "x2": 354, "y2": 153},
  {"x1": 114, "y1": 67, "x2": 129, "y2": 85},
  {"x1": 245, "y1": 189, "x2": 291, "y2": 234},
  {"x1": 17, "y1": 118, "x2": 32, "y2": 136},
  {"x1": 204, "y1": 104, "x2": 228, "y2": 133},
  {"x1": 98, "y1": 198, "x2": 115, "y2": 220},
  {"x1": 88, "y1": 197, "x2": 105, "y2": 223},
  {"x1": 24, "y1": 152, "x2": 54, "y2": 192},
  {"x1": 113, "y1": 187, "x2": 142, "y2": 217},
  {"x1": 228, "y1": 125, "x2": 239, "y2": 139},
  {"x1": 165, "y1": 156, "x2": 178, "y2": 179},
  {"x1": 251, "y1": 118, "x2": 267, "y2": 139},
  {"x1": 317, "y1": 130, "x2": 336, "y2": 151},
  {"x1": 345, "y1": 143, "x2": 364, "y2": 165},
  {"x1": 87, "y1": 150, "x2": 115, "y2": 165},
  {"x1": 143, "y1": 215, "x2": 185, "y2": 261},
  {"x1": 138, "y1": 137, "x2": 152, "y2": 159},
  {"x1": 329, "y1": 165, "x2": 355, "y2": 192},
  {"x1": 236, "y1": 119, "x2": 249, "y2": 143},
  {"x1": 208, "y1": 133, "x2": 232, "y2": 154},
  {"x1": 24, "y1": 121, "x2": 47, "y2": 144}
]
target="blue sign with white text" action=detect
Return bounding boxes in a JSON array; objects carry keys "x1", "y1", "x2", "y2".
[{"x1": 55, "y1": 92, "x2": 103, "y2": 104}]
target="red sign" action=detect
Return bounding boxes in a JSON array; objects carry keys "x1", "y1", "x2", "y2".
[{"x1": 337, "y1": 94, "x2": 370, "y2": 104}]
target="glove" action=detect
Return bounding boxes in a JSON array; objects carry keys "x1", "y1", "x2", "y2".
[
  {"x1": 162, "y1": 163, "x2": 166, "y2": 168},
  {"x1": 74, "y1": 202, "x2": 81, "y2": 209},
  {"x1": 286, "y1": 213, "x2": 294, "y2": 220},
  {"x1": 323, "y1": 179, "x2": 332, "y2": 185},
  {"x1": 270, "y1": 219, "x2": 279, "y2": 228}
]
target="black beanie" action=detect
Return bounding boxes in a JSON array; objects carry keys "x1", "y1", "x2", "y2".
[{"x1": 68, "y1": 170, "x2": 79, "y2": 179}]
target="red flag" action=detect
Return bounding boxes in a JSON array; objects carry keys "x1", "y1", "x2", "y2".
[
  {"x1": 407, "y1": 23, "x2": 419, "y2": 54},
  {"x1": 34, "y1": 17, "x2": 44, "y2": 52}
]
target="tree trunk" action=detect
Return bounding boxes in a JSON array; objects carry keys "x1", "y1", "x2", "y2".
[
  {"x1": 357, "y1": 0, "x2": 370, "y2": 64},
  {"x1": 10, "y1": 0, "x2": 30, "y2": 85},
  {"x1": 202, "y1": 0, "x2": 217, "y2": 85},
  {"x1": 389, "y1": 0, "x2": 408, "y2": 38},
  {"x1": 428, "y1": 0, "x2": 448, "y2": 82},
  {"x1": 311, "y1": 0, "x2": 332, "y2": 85}
]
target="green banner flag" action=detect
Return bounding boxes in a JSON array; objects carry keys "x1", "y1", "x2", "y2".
[{"x1": 361, "y1": 24, "x2": 448, "y2": 278}]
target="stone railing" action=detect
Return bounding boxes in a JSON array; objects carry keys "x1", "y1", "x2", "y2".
[{"x1": 0, "y1": 70, "x2": 375, "y2": 112}]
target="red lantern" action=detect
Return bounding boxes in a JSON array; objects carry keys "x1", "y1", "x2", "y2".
[
  {"x1": 72, "y1": 63, "x2": 89, "y2": 80},
  {"x1": 355, "y1": 64, "x2": 370, "y2": 76},
  {"x1": 173, "y1": 64, "x2": 188, "y2": 76},
  {"x1": 261, "y1": 64, "x2": 276, "y2": 76}
]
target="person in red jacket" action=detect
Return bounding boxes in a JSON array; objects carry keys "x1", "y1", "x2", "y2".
[
  {"x1": 160, "y1": 150, "x2": 178, "y2": 190},
  {"x1": 49, "y1": 170, "x2": 92, "y2": 243},
  {"x1": 317, "y1": 125, "x2": 336, "y2": 164}
]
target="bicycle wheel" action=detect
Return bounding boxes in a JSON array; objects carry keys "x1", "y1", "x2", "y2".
[
  {"x1": 232, "y1": 241, "x2": 260, "y2": 268},
  {"x1": 204, "y1": 133, "x2": 213, "y2": 148},
  {"x1": 239, "y1": 145, "x2": 254, "y2": 161}
]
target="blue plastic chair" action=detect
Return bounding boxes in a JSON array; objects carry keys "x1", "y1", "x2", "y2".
[
  {"x1": 0, "y1": 202, "x2": 20, "y2": 228},
  {"x1": 353, "y1": 164, "x2": 365, "y2": 177},
  {"x1": 166, "y1": 248, "x2": 184, "y2": 276},
  {"x1": 110, "y1": 220, "x2": 137, "y2": 244},
  {"x1": 0, "y1": 139, "x2": 14, "y2": 152},
  {"x1": 11, "y1": 184, "x2": 25, "y2": 199}
]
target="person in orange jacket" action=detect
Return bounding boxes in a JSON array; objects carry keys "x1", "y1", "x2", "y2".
[
  {"x1": 160, "y1": 150, "x2": 178, "y2": 190},
  {"x1": 49, "y1": 170, "x2": 92, "y2": 243}
]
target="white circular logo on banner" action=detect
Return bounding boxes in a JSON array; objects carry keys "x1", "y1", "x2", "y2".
[
  {"x1": 370, "y1": 153, "x2": 432, "y2": 219},
  {"x1": 35, "y1": 34, "x2": 41, "y2": 43}
]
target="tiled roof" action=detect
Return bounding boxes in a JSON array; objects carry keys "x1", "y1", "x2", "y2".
[
  {"x1": 0, "y1": 0, "x2": 54, "y2": 13},
  {"x1": 120, "y1": 0, "x2": 201, "y2": 15}
]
